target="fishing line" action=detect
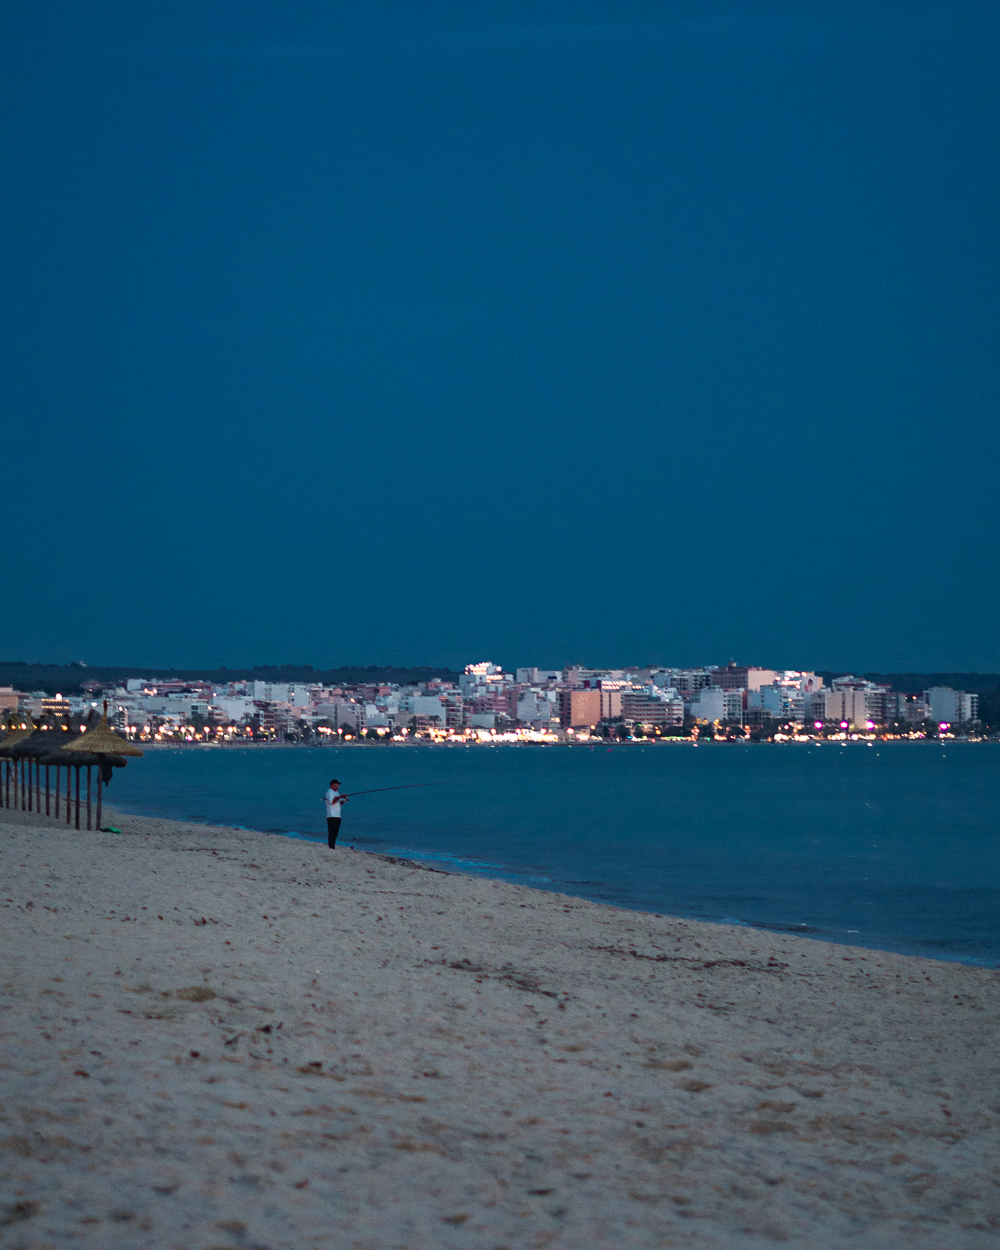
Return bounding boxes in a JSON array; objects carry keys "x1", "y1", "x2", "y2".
[{"x1": 340, "y1": 783, "x2": 453, "y2": 799}]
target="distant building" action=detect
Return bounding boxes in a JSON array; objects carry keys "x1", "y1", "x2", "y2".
[
  {"x1": 516, "y1": 692, "x2": 559, "y2": 726},
  {"x1": 211, "y1": 696, "x2": 256, "y2": 723},
  {"x1": 712, "y1": 664, "x2": 777, "y2": 691},
  {"x1": 746, "y1": 685, "x2": 787, "y2": 724},
  {"x1": 314, "y1": 699, "x2": 361, "y2": 732},
  {"x1": 560, "y1": 689, "x2": 602, "y2": 728},
  {"x1": 621, "y1": 691, "x2": 683, "y2": 728},
  {"x1": 17, "y1": 691, "x2": 45, "y2": 717},
  {"x1": 247, "y1": 682, "x2": 309, "y2": 706},
  {"x1": 363, "y1": 704, "x2": 390, "y2": 729},
  {"x1": 659, "y1": 669, "x2": 714, "y2": 697},
  {"x1": 803, "y1": 688, "x2": 870, "y2": 728},
  {"x1": 925, "y1": 687, "x2": 978, "y2": 726},
  {"x1": 408, "y1": 695, "x2": 449, "y2": 721},
  {"x1": 689, "y1": 687, "x2": 744, "y2": 725},
  {"x1": 515, "y1": 668, "x2": 560, "y2": 686},
  {"x1": 460, "y1": 662, "x2": 507, "y2": 696},
  {"x1": 884, "y1": 691, "x2": 930, "y2": 723}
]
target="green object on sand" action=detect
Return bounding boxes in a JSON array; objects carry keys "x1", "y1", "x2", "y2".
[{"x1": 100, "y1": 826, "x2": 123, "y2": 834}]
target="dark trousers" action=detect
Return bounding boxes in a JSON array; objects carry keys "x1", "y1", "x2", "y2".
[{"x1": 326, "y1": 817, "x2": 342, "y2": 848}]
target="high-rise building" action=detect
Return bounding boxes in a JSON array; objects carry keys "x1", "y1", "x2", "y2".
[
  {"x1": 559, "y1": 689, "x2": 602, "y2": 728},
  {"x1": 712, "y1": 664, "x2": 778, "y2": 691}
]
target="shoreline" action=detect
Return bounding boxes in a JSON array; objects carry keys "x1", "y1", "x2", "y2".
[
  {"x1": 2, "y1": 805, "x2": 998, "y2": 1247},
  {"x1": 131, "y1": 736, "x2": 996, "y2": 748},
  {"x1": 104, "y1": 795, "x2": 999, "y2": 974}
]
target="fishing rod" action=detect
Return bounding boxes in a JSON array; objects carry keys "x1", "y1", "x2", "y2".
[{"x1": 339, "y1": 783, "x2": 452, "y2": 799}]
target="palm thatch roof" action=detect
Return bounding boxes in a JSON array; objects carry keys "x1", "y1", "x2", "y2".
[
  {"x1": 10, "y1": 727, "x2": 66, "y2": 760},
  {"x1": 62, "y1": 714, "x2": 144, "y2": 757},
  {"x1": 0, "y1": 718, "x2": 35, "y2": 755}
]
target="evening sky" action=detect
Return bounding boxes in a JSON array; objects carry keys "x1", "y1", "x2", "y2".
[{"x1": 2, "y1": 2, "x2": 998, "y2": 672}]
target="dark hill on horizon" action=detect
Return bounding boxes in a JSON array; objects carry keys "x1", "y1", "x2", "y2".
[
  {"x1": 0, "y1": 661, "x2": 459, "y2": 696},
  {"x1": 819, "y1": 672, "x2": 1000, "y2": 694},
  {"x1": 3, "y1": 662, "x2": 999, "y2": 699}
]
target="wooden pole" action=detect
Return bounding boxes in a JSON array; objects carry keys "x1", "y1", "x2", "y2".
[
  {"x1": 75, "y1": 767, "x2": 80, "y2": 830},
  {"x1": 86, "y1": 766, "x2": 92, "y2": 831},
  {"x1": 96, "y1": 763, "x2": 103, "y2": 832},
  {"x1": 21, "y1": 759, "x2": 26, "y2": 811},
  {"x1": 27, "y1": 757, "x2": 32, "y2": 812},
  {"x1": 45, "y1": 764, "x2": 50, "y2": 815},
  {"x1": 66, "y1": 767, "x2": 72, "y2": 825},
  {"x1": 55, "y1": 764, "x2": 60, "y2": 818}
]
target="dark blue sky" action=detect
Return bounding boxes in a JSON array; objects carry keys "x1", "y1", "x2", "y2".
[{"x1": 3, "y1": 2, "x2": 998, "y2": 672}]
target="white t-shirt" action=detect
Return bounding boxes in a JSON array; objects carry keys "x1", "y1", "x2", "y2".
[{"x1": 324, "y1": 789, "x2": 345, "y2": 819}]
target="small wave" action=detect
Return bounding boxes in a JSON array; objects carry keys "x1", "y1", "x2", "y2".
[
  {"x1": 383, "y1": 846, "x2": 512, "y2": 874},
  {"x1": 741, "y1": 919, "x2": 827, "y2": 935}
]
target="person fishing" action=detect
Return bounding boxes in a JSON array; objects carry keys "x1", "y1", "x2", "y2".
[
  {"x1": 324, "y1": 778, "x2": 349, "y2": 848},
  {"x1": 320, "y1": 780, "x2": 448, "y2": 849}
]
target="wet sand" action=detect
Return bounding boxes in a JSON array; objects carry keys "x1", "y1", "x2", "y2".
[{"x1": 1, "y1": 806, "x2": 998, "y2": 1248}]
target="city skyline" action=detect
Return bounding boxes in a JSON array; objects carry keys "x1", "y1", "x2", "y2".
[{"x1": 3, "y1": 658, "x2": 989, "y2": 742}]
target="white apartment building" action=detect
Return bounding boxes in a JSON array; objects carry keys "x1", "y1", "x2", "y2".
[
  {"x1": 926, "y1": 687, "x2": 978, "y2": 726},
  {"x1": 689, "y1": 687, "x2": 744, "y2": 725},
  {"x1": 516, "y1": 692, "x2": 560, "y2": 725},
  {"x1": 248, "y1": 682, "x2": 311, "y2": 706},
  {"x1": 515, "y1": 669, "x2": 561, "y2": 686},
  {"x1": 803, "y1": 688, "x2": 870, "y2": 727}
]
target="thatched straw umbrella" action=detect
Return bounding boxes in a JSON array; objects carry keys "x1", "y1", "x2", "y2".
[
  {"x1": 62, "y1": 705, "x2": 142, "y2": 831},
  {"x1": 0, "y1": 715, "x2": 36, "y2": 811},
  {"x1": 10, "y1": 717, "x2": 65, "y2": 816},
  {"x1": 52, "y1": 707, "x2": 102, "y2": 829}
]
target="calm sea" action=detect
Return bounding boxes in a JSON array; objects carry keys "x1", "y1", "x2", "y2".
[{"x1": 109, "y1": 741, "x2": 1000, "y2": 967}]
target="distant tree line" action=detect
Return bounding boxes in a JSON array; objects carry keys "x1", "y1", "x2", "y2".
[{"x1": 0, "y1": 661, "x2": 459, "y2": 696}]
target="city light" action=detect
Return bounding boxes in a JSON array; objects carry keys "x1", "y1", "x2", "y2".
[{"x1": 6, "y1": 666, "x2": 979, "y2": 744}]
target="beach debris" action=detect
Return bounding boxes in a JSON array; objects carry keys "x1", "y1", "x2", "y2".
[
  {"x1": 0, "y1": 1201, "x2": 39, "y2": 1227},
  {"x1": 438, "y1": 957, "x2": 562, "y2": 998},
  {"x1": 173, "y1": 986, "x2": 216, "y2": 1002}
]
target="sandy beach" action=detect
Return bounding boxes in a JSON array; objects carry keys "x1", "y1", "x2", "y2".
[{"x1": 1, "y1": 807, "x2": 998, "y2": 1249}]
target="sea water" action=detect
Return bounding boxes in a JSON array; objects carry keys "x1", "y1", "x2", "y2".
[{"x1": 109, "y1": 741, "x2": 1000, "y2": 966}]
